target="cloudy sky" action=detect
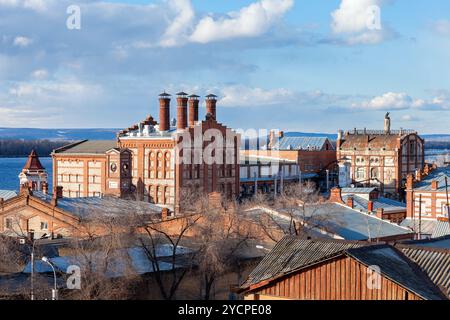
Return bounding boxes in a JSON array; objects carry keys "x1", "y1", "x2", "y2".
[{"x1": 1, "y1": 0, "x2": 450, "y2": 133}]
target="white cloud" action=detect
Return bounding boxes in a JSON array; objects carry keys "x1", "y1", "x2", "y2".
[
  {"x1": 433, "y1": 20, "x2": 450, "y2": 37},
  {"x1": 330, "y1": 0, "x2": 389, "y2": 45},
  {"x1": 353, "y1": 92, "x2": 449, "y2": 111},
  {"x1": 31, "y1": 69, "x2": 48, "y2": 80},
  {"x1": 216, "y1": 85, "x2": 350, "y2": 108},
  {"x1": 160, "y1": 0, "x2": 195, "y2": 47},
  {"x1": 0, "y1": 0, "x2": 53, "y2": 11},
  {"x1": 13, "y1": 36, "x2": 33, "y2": 47},
  {"x1": 219, "y1": 85, "x2": 294, "y2": 107},
  {"x1": 189, "y1": 0, "x2": 294, "y2": 44}
]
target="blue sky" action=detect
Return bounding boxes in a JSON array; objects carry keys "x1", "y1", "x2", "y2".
[{"x1": 0, "y1": 0, "x2": 449, "y2": 133}]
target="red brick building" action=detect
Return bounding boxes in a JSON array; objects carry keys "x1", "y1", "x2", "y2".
[
  {"x1": 52, "y1": 92, "x2": 240, "y2": 214},
  {"x1": 337, "y1": 113, "x2": 424, "y2": 199}
]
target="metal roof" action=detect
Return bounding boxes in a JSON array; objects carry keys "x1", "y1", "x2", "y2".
[
  {"x1": 400, "y1": 219, "x2": 450, "y2": 238},
  {"x1": 341, "y1": 187, "x2": 377, "y2": 194},
  {"x1": 246, "y1": 203, "x2": 411, "y2": 241},
  {"x1": 272, "y1": 136, "x2": 332, "y2": 151},
  {"x1": 397, "y1": 245, "x2": 450, "y2": 297},
  {"x1": 414, "y1": 166, "x2": 450, "y2": 191},
  {"x1": 53, "y1": 140, "x2": 117, "y2": 155},
  {"x1": 342, "y1": 194, "x2": 406, "y2": 212},
  {"x1": 0, "y1": 190, "x2": 18, "y2": 201},
  {"x1": 295, "y1": 203, "x2": 411, "y2": 240},
  {"x1": 32, "y1": 191, "x2": 162, "y2": 219},
  {"x1": 346, "y1": 245, "x2": 446, "y2": 300},
  {"x1": 241, "y1": 237, "x2": 365, "y2": 288}
]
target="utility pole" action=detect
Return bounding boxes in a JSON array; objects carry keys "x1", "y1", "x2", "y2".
[
  {"x1": 253, "y1": 172, "x2": 258, "y2": 196},
  {"x1": 418, "y1": 194, "x2": 422, "y2": 240}
]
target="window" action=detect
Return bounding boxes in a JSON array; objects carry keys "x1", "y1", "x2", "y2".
[
  {"x1": 40, "y1": 222, "x2": 48, "y2": 230},
  {"x1": 371, "y1": 168, "x2": 379, "y2": 179},
  {"x1": 356, "y1": 167, "x2": 366, "y2": 179},
  {"x1": 5, "y1": 218, "x2": 12, "y2": 230}
]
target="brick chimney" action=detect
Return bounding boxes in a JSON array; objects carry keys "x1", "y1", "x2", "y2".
[
  {"x1": 161, "y1": 207, "x2": 169, "y2": 221},
  {"x1": 176, "y1": 92, "x2": 188, "y2": 130},
  {"x1": 188, "y1": 94, "x2": 199, "y2": 126},
  {"x1": 431, "y1": 180, "x2": 438, "y2": 191},
  {"x1": 367, "y1": 200, "x2": 374, "y2": 212},
  {"x1": 406, "y1": 174, "x2": 414, "y2": 190},
  {"x1": 346, "y1": 196, "x2": 354, "y2": 209},
  {"x1": 329, "y1": 187, "x2": 343, "y2": 204},
  {"x1": 376, "y1": 208, "x2": 384, "y2": 219},
  {"x1": 205, "y1": 94, "x2": 217, "y2": 120},
  {"x1": 159, "y1": 92, "x2": 171, "y2": 132}
]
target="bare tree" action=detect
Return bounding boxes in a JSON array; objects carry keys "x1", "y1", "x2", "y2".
[
  {"x1": 133, "y1": 211, "x2": 200, "y2": 300},
  {"x1": 193, "y1": 197, "x2": 253, "y2": 300}
]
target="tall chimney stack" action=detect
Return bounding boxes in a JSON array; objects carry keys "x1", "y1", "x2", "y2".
[
  {"x1": 188, "y1": 94, "x2": 200, "y2": 126},
  {"x1": 205, "y1": 94, "x2": 218, "y2": 120},
  {"x1": 176, "y1": 92, "x2": 188, "y2": 130},
  {"x1": 159, "y1": 92, "x2": 171, "y2": 132}
]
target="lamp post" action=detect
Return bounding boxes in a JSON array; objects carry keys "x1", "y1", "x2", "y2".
[{"x1": 41, "y1": 256, "x2": 58, "y2": 300}]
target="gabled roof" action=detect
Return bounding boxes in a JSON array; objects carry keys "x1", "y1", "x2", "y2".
[
  {"x1": 22, "y1": 150, "x2": 45, "y2": 171},
  {"x1": 53, "y1": 140, "x2": 117, "y2": 155},
  {"x1": 346, "y1": 245, "x2": 446, "y2": 300},
  {"x1": 240, "y1": 237, "x2": 365, "y2": 289},
  {"x1": 240, "y1": 237, "x2": 446, "y2": 300},
  {"x1": 272, "y1": 136, "x2": 332, "y2": 151},
  {"x1": 395, "y1": 242, "x2": 450, "y2": 297},
  {"x1": 31, "y1": 191, "x2": 162, "y2": 219}
]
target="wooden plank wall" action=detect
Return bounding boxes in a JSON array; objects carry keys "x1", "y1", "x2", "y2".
[{"x1": 251, "y1": 256, "x2": 422, "y2": 300}]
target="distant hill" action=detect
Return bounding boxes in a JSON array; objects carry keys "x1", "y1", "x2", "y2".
[{"x1": 0, "y1": 128, "x2": 119, "y2": 141}]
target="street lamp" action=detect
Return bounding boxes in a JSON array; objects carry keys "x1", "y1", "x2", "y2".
[{"x1": 41, "y1": 257, "x2": 58, "y2": 300}]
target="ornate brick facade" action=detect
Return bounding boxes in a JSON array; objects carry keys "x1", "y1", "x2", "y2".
[{"x1": 337, "y1": 113, "x2": 424, "y2": 199}]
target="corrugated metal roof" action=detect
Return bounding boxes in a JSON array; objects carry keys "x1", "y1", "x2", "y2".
[
  {"x1": 296, "y1": 203, "x2": 411, "y2": 240},
  {"x1": 54, "y1": 140, "x2": 117, "y2": 155},
  {"x1": 398, "y1": 246, "x2": 449, "y2": 297},
  {"x1": 0, "y1": 190, "x2": 18, "y2": 201},
  {"x1": 32, "y1": 191, "x2": 162, "y2": 219},
  {"x1": 347, "y1": 245, "x2": 446, "y2": 300},
  {"x1": 342, "y1": 194, "x2": 406, "y2": 212},
  {"x1": 400, "y1": 219, "x2": 450, "y2": 238},
  {"x1": 241, "y1": 237, "x2": 365, "y2": 288},
  {"x1": 414, "y1": 166, "x2": 450, "y2": 191},
  {"x1": 246, "y1": 203, "x2": 411, "y2": 241},
  {"x1": 272, "y1": 137, "x2": 332, "y2": 151},
  {"x1": 433, "y1": 221, "x2": 450, "y2": 238},
  {"x1": 341, "y1": 187, "x2": 377, "y2": 194}
]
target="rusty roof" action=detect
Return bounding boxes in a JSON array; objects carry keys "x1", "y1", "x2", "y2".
[
  {"x1": 340, "y1": 133, "x2": 402, "y2": 150},
  {"x1": 22, "y1": 150, "x2": 45, "y2": 171}
]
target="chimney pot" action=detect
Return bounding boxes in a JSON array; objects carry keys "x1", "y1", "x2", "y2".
[
  {"x1": 431, "y1": 180, "x2": 438, "y2": 191},
  {"x1": 188, "y1": 94, "x2": 200, "y2": 126},
  {"x1": 346, "y1": 196, "x2": 354, "y2": 209},
  {"x1": 329, "y1": 187, "x2": 343, "y2": 204},
  {"x1": 205, "y1": 94, "x2": 217, "y2": 120},
  {"x1": 367, "y1": 200, "x2": 374, "y2": 212},
  {"x1": 159, "y1": 92, "x2": 171, "y2": 132},
  {"x1": 176, "y1": 92, "x2": 188, "y2": 130},
  {"x1": 376, "y1": 208, "x2": 384, "y2": 219}
]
